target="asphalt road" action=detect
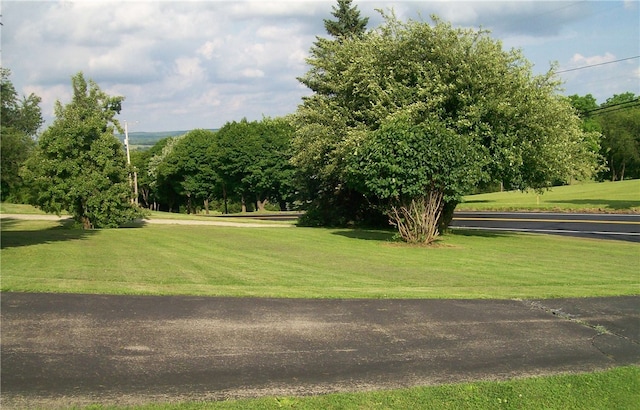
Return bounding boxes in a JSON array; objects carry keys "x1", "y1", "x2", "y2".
[
  {"x1": 451, "y1": 212, "x2": 640, "y2": 242},
  {"x1": 2, "y1": 293, "x2": 639, "y2": 409}
]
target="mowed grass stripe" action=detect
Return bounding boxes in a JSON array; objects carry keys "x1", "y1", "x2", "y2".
[{"x1": 2, "y1": 220, "x2": 638, "y2": 299}]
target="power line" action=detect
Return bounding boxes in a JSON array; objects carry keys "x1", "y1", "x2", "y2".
[
  {"x1": 556, "y1": 56, "x2": 640, "y2": 74},
  {"x1": 589, "y1": 104, "x2": 639, "y2": 116},
  {"x1": 584, "y1": 98, "x2": 640, "y2": 115}
]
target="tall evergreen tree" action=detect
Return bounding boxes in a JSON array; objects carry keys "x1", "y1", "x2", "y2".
[{"x1": 324, "y1": 0, "x2": 369, "y2": 40}]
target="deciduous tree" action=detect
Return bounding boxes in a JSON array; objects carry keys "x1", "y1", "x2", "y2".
[
  {"x1": 292, "y1": 14, "x2": 600, "y2": 242},
  {"x1": 569, "y1": 92, "x2": 639, "y2": 181},
  {"x1": 158, "y1": 129, "x2": 220, "y2": 213},
  {"x1": 23, "y1": 72, "x2": 142, "y2": 228},
  {"x1": 215, "y1": 118, "x2": 296, "y2": 213},
  {"x1": 597, "y1": 94, "x2": 640, "y2": 181},
  {"x1": 0, "y1": 68, "x2": 44, "y2": 201}
]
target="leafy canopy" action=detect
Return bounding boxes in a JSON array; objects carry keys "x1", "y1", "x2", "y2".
[
  {"x1": 292, "y1": 13, "x2": 601, "y2": 231},
  {"x1": 214, "y1": 117, "x2": 296, "y2": 211},
  {"x1": 1, "y1": 68, "x2": 44, "y2": 201},
  {"x1": 157, "y1": 129, "x2": 219, "y2": 213},
  {"x1": 569, "y1": 92, "x2": 639, "y2": 181},
  {"x1": 23, "y1": 72, "x2": 142, "y2": 228}
]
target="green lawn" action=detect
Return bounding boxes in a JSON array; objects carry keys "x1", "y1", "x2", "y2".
[
  {"x1": 0, "y1": 202, "x2": 53, "y2": 215},
  {"x1": 86, "y1": 366, "x2": 639, "y2": 409},
  {"x1": 2, "y1": 181, "x2": 638, "y2": 409},
  {"x1": 1, "y1": 219, "x2": 638, "y2": 299},
  {"x1": 459, "y1": 179, "x2": 640, "y2": 212}
]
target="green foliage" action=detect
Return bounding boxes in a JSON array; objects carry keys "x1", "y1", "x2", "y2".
[
  {"x1": 569, "y1": 92, "x2": 639, "y2": 181},
  {"x1": 599, "y1": 105, "x2": 640, "y2": 181},
  {"x1": 142, "y1": 118, "x2": 296, "y2": 214},
  {"x1": 597, "y1": 93, "x2": 640, "y2": 181},
  {"x1": 568, "y1": 93, "x2": 598, "y2": 116},
  {"x1": 604, "y1": 92, "x2": 637, "y2": 106},
  {"x1": 158, "y1": 129, "x2": 219, "y2": 213},
  {"x1": 147, "y1": 136, "x2": 184, "y2": 211},
  {"x1": 324, "y1": 0, "x2": 369, "y2": 39},
  {"x1": 214, "y1": 117, "x2": 297, "y2": 212},
  {"x1": 348, "y1": 114, "x2": 485, "y2": 242},
  {"x1": 22, "y1": 72, "x2": 142, "y2": 228},
  {"x1": 292, "y1": 14, "x2": 600, "y2": 233},
  {"x1": 0, "y1": 68, "x2": 44, "y2": 201},
  {"x1": 350, "y1": 114, "x2": 484, "y2": 203}
]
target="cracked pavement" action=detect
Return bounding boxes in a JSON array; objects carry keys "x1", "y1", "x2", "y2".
[{"x1": 1, "y1": 293, "x2": 638, "y2": 409}]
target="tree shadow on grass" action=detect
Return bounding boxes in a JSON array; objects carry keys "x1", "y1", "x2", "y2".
[
  {"x1": 120, "y1": 219, "x2": 148, "y2": 228},
  {"x1": 331, "y1": 228, "x2": 519, "y2": 243},
  {"x1": 461, "y1": 200, "x2": 490, "y2": 204},
  {"x1": 0, "y1": 218, "x2": 98, "y2": 249},
  {"x1": 547, "y1": 199, "x2": 640, "y2": 210},
  {"x1": 331, "y1": 228, "x2": 397, "y2": 242}
]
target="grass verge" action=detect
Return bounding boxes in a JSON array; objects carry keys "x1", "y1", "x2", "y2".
[
  {"x1": 459, "y1": 180, "x2": 640, "y2": 213},
  {"x1": 1, "y1": 219, "x2": 638, "y2": 299},
  {"x1": 84, "y1": 366, "x2": 639, "y2": 409}
]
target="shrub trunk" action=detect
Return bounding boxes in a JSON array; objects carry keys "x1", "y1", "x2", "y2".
[{"x1": 389, "y1": 189, "x2": 444, "y2": 245}]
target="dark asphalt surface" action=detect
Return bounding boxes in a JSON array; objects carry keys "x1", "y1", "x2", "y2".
[
  {"x1": 451, "y1": 212, "x2": 640, "y2": 242},
  {"x1": 1, "y1": 293, "x2": 639, "y2": 409}
]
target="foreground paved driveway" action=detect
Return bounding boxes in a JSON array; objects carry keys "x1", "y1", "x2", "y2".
[{"x1": 1, "y1": 293, "x2": 638, "y2": 408}]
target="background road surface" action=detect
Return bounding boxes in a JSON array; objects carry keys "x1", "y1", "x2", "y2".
[
  {"x1": 451, "y1": 212, "x2": 640, "y2": 242},
  {"x1": 2, "y1": 293, "x2": 638, "y2": 409}
]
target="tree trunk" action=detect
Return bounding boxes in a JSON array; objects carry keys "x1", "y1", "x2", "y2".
[
  {"x1": 438, "y1": 200, "x2": 459, "y2": 233},
  {"x1": 81, "y1": 215, "x2": 93, "y2": 230},
  {"x1": 256, "y1": 195, "x2": 267, "y2": 212},
  {"x1": 241, "y1": 195, "x2": 247, "y2": 213},
  {"x1": 611, "y1": 156, "x2": 617, "y2": 181},
  {"x1": 222, "y1": 184, "x2": 228, "y2": 214},
  {"x1": 204, "y1": 198, "x2": 210, "y2": 215},
  {"x1": 140, "y1": 187, "x2": 149, "y2": 208},
  {"x1": 186, "y1": 194, "x2": 193, "y2": 214},
  {"x1": 389, "y1": 189, "x2": 444, "y2": 245},
  {"x1": 621, "y1": 161, "x2": 626, "y2": 181}
]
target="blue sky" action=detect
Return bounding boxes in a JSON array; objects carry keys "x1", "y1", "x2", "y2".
[{"x1": 2, "y1": 0, "x2": 638, "y2": 132}]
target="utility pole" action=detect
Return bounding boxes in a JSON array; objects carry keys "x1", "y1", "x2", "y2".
[{"x1": 124, "y1": 120, "x2": 139, "y2": 205}]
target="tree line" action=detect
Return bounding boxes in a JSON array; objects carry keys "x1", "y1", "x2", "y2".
[
  {"x1": 1, "y1": 0, "x2": 635, "y2": 243},
  {"x1": 132, "y1": 118, "x2": 297, "y2": 214},
  {"x1": 568, "y1": 92, "x2": 640, "y2": 182}
]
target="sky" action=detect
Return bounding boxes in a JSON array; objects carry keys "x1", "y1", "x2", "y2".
[{"x1": 2, "y1": 0, "x2": 639, "y2": 133}]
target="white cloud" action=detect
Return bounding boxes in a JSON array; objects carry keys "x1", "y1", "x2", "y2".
[
  {"x1": 22, "y1": 84, "x2": 70, "y2": 120},
  {"x1": 2, "y1": 0, "x2": 638, "y2": 131},
  {"x1": 570, "y1": 52, "x2": 617, "y2": 67},
  {"x1": 197, "y1": 40, "x2": 225, "y2": 60},
  {"x1": 241, "y1": 68, "x2": 266, "y2": 78}
]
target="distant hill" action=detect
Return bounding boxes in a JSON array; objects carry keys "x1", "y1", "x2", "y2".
[{"x1": 117, "y1": 129, "x2": 218, "y2": 150}]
